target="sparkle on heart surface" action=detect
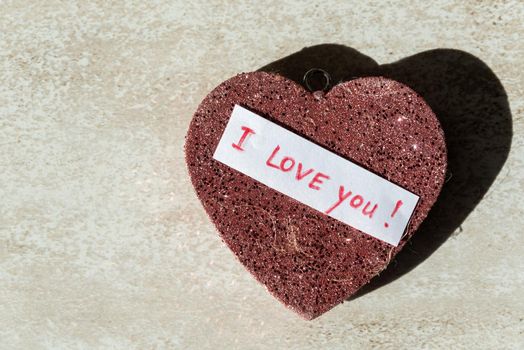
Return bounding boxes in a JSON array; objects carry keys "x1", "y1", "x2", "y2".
[{"x1": 185, "y1": 72, "x2": 446, "y2": 319}]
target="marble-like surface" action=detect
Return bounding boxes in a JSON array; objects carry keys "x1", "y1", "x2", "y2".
[{"x1": 1, "y1": 1, "x2": 523, "y2": 349}]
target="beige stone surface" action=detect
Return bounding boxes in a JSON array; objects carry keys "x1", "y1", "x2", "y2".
[{"x1": 1, "y1": 1, "x2": 523, "y2": 349}]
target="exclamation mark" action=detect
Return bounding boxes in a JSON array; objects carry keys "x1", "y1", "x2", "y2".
[{"x1": 384, "y1": 200, "x2": 403, "y2": 228}]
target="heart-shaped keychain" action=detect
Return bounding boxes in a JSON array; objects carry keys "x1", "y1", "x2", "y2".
[{"x1": 185, "y1": 70, "x2": 447, "y2": 319}]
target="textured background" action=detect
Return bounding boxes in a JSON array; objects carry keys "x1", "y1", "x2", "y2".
[{"x1": 1, "y1": 1, "x2": 523, "y2": 349}]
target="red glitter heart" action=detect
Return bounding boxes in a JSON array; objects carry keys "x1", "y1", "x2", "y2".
[{"x1": 185, "y1": 72, "x2": 447, "y2": 319}]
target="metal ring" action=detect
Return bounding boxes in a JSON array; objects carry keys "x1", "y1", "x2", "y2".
[{"x1": 303, "y1": 68, "x2": 331, "y2": 92}]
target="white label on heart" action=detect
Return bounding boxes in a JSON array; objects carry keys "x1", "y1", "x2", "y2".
[{"x1": 213, "y1": 105, "x2": 420, "y2": 246}]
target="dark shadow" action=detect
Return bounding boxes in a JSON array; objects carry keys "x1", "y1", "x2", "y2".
[{"x1": 258, "y1": 44, "x2": 513, "y2": 298}]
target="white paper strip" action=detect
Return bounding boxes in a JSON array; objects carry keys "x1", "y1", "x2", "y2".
[{"x1": 213, "y1": 105, "x2": 420, "y2": 246}]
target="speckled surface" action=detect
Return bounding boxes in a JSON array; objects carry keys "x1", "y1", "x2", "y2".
[
  {"x1": 186, "y1": 73, "x2": 446, "y2": 319},
  {"x1": 1, "y1": 1, "x2": 523, "y2": 349}
]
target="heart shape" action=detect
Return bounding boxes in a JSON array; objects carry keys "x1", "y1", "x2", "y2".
[{"x1": 185, "y1": 72, "x2": 447, "y2": 319}]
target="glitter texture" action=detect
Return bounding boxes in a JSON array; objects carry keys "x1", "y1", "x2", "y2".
[{"x1": 185, "y1": 72, "x2": 447, "y2": 319}]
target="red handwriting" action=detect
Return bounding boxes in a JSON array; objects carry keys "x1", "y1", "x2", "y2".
[
  {"x1": 229, "y1": 124, "x2": 406, "y2": 231},
  {"x1": 325, "y1": 185, "x2": 379, "y2": 218},
  {"x1": 296, "y1": 163, "x2": 314, "y2": 180},
  {"x1": 266, "y1": 145, "x2": 330, "y2": 191},
  {"x1": 309, "y1": 172, "x2": 330, "y2": 190},
  {"x1": 232, "y1": 126, "x2": 255, "y2": 151}
]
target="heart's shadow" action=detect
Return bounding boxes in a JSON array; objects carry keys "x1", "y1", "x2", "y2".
[{"x1": 258, "y1": 44, "x2": 513, "y2": 299}]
